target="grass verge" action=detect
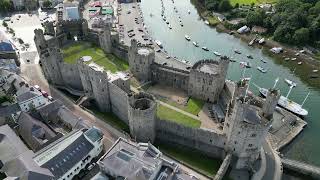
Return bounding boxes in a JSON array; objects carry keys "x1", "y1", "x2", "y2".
[
  {"x1": 156, "y1": 142, "x2": 222, "y2": 177},
  {"x1": 157, "y1": 104, "x2": 201, "y2": 128},
  {"x1": 87, "y1": 107, "x2": 130, "y2": 133},
  {"x1": 162, "y1": 97, "x2": 205, "y2": 116}
]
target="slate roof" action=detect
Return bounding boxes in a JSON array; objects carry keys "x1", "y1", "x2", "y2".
[
  {"x1": 38, "y1": 130, "x2": 94, "y2": 178},
  {"x1": 0, "y1": 41, "x2": 14, "y2": 52},
  {"x1": 0, "y1": 103, "x2": 20, "y2": 117},
  {"x1": 0, "y1": 124, "x2": 29, "y2": 164},
  {"x1": 1, "y1": 150, "x2": 54, "y2": 180},
  {"x1": 16, "y1": 90, "x2": 41, "y2": 102}
]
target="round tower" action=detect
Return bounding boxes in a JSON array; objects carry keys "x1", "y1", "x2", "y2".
[
  {"x1": 128, "y1": 39, "x2": 155, "y2": 82},
  {"x1": 128, "y1": 92, "x2": 156, "y2": 143}
]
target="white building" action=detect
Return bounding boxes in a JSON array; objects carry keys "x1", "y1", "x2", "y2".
[
  {"x1": 16, "y1": 88, "x2": 47, "y2": 112},
  {"x1": 1, "y1": 127, "x2": 104, "y2": 180}
]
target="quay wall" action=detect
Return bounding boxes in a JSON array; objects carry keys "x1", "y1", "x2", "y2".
[{"x1": 155, "y1": 119, "x2": 226, "y2": 158}]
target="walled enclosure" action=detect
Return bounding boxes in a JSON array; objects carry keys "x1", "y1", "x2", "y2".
[{"x1": 34, "y1": 14, "x2": 281, "y2": 170}]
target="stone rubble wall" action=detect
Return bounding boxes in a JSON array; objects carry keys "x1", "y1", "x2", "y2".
[{"x1": 156, "y1": 119, "x2": 226, "y2": 158}]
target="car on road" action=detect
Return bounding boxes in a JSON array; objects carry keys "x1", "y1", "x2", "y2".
[
  {"x1": 87, "y1": 163, "x2": 96, "y2": 171},
  {"x1": 48, "y1": 96, "x2": 53, "y2": 101},
  {"x1": 127, "y1": 10, "x2": 131, "y2": 14},
  {"x1": 34, "y1": 85, "x2": 40, "y2": 90},
  {"x1": 41, "y1": 91, "x2": 48, "y2": 97}
]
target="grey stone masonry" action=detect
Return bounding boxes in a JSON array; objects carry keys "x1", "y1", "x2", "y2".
[
  {"x1": 128, "y1": 92, "x2": 156, "y2": 143},
  {"x1": 188, "y1": 57, "x2": 229, "y2": 103},
  {"x1": 128, "y1": 39, "x2": 155, "y2": 82}
]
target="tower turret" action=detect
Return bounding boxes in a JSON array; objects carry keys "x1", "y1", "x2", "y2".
[
  {"x1": 99, "y1": 22, "x2": 112, "y2": 53},
  {"x1": 128, "y1": 39, "x2": 155, "y2": 82},
  {"x1": 261, "y1": 89, "x2": 280, "y2": 120},
  {"x1": 128, "y1": 92, "x2": 156, "y2": 143}
]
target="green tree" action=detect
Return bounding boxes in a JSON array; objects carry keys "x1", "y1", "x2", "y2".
[
  {"x1": 293, "y1": 28, "x2": 310, "y2": 45},
  {"x1": 218, "y1": 0, "x2": 232, "y2": 12},
  {"x1": 234, "y1": 3, "x2": 239, "y2": 8},
  {"x1": 18, "y1": 38, "x2": 24, "y2": 44},
  {"x1": 246, "y1": 9, "x2": 265, "y2": 26},
  {"x1": 0, "y1": 0, "x2": 13, "y2": 13},
  {"x1": 2, "y1": 21, "x2": 8, "y2": 27},
  {"x1": 42, "y1": 0, "x2": 52, "y2": 8}
]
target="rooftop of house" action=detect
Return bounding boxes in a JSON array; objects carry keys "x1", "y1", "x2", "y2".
[
  {"x1": 33, "y1": 128, "x2": 98, "y2": 178},
  {"x1": 0, "y1": 124, "x2": 29, "y2": 164},
  {"x1": 16, "y1": 89, "x2": 42, "y2": 103},
  {"x1": 98, "y1": 138, "x2": 195, "y2": 180}
]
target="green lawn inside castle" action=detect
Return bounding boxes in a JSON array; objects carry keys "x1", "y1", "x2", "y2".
[{"x1": 62, "y1": 42, "x2": 129, "y2": 73}]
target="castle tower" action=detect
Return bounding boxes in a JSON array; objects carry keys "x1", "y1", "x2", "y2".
[
  {"x1": 77, "y1": 57, "x2": 111, "y2": 112},
  {"x1": 99, "y1": 22, "x2": 112, "y2": 54},
  {"x1": 223, "y1": 83, "x2": 280, "y2": 169},
  {"x1": 188, "y1": 57, "x2": 229, "y2": 103},
  {"x1": 34, "y1": 29, "x2": 63, "y2": 85},
  {"x1": 128, "y1": 39, "x2": 155, "y2": 82},
  {"x1": 43, "y1": 21, "x2": 55, "y2": 36},
  {"x1": 128, "y1": 92, "x2": 156, "y2": 143}
]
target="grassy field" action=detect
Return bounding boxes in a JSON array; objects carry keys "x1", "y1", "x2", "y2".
[
  {"x1": 62, "y1": 42, "x2": 129, "y2": 73},
  {"x1": 157, "y1": 104, "x2": 201, "y2": 128},
  {"x1": 229, "y1": 0, "x2": 277, "y2": 6},
  {"x1": 87, "y1": 107, "x2": 130, "y2": 133},
  {"x1": 163, "y1": 97, "x2": 205, "y2": 116},
  {"x1": 156, "y1": 143, "x2": 222, "y2": 177}
]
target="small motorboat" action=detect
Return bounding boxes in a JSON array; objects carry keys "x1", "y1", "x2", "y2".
[
  {"x1": 229, "y1": 58, "x2": 236, "y2": 62},
  {"x1": 240, "y1": 61, "x2": 251, "y2": 68},
  {"x1": 155, "y1": 40, "x2": 163, "y2": 48},
  {"x1": 193, "y1": 41, "x2": 199, "y2": 47},
  {"x1": 185, "y1": 35, "x2": 191, "y2": 41},
  {"x1": 166, "y1": 20, "x2": 169, "y2": 24},
  {"x1": 284, "y1": 79, "x2": 297, "y2": 87},
  {"x1": 257, "y1": 66, "x2": 267, "y2": 73},
  {"x1": 310, "y1": 74, "x2": 319, "y2": 79},
  {"x1": 291, "y1": 58, "x2": 297, "y2": 61},
  {"x1": 247, "y1": 55, "x2": 253, "y2": 59},
  {"x1": 204, "y1": 20, "x2": 209, "y2": 25},
  {"x1": 213, "y1": 51, "x2": 221, "y2": 56},
  {"x1": 234, "y1": 50, "x2": 241, "y2": 54},
  {"x1": 258, "y1": 38, "x2": 265, "y2": 44},
  {"x1": 260, "y1": 59, "x2": 267, "y2": 63},
  {"x1": 298, "y1": 61, "x2": 302, "y2": 65},
  {"x1": 312, "y1": 69, "x2": 319, "y2": 73},
  {"x1": 180, "y1": 23, "x2": 183, "y2": 27},
  {"x1": 202, "y1": 47, "x2": 209, "y2": 51},
  {"x1": 284, "y1": 57, "x2": 290, "y2": 61},
  {"x1": 188, "y1": 10, "x2": 191, "y2": 14}
]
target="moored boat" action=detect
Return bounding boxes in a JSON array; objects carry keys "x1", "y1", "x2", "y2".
[
  {"x1": 204, "y1": 20, "x2": 209, "y2": 25},
  {"x1": 193, "y1": 41, "x2": 199, "y2": 47},
  {"x1": 259, "y1": 87, "x2": 309, "y2": 117},
  {"x1": 185, "y1": 35, "x2": 191, "y2": 41},
  {"x1": 234, "y1": 49, "x2": 241, "y2": 54},
  {"x1": 202, "y1": 46, "x2": 209, "y2": 51},
  {"x1": 155, "y1": 40, "x2": 163, "y2": 48},
  {"x1": 260, "y1": 59, "x2": 267, "y2": 63},
  {"x1": 213, "y1": 51, "x2": 221, "y2": 56},
  {"x1": 284, "y1": 78, "x2": 297, "y2": 87},
  {"x1": 247, "y1": 55, "x2": 253, "y2": 59},
  {"x1": 257, "y1": 66, "x2": 267, "y2": 73}
]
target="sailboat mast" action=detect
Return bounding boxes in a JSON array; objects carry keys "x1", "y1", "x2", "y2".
[
  {"x1": 286, "y1": 85, "x2": 294, "y2": 98},
  {"x1": 301, "y1": 92, "x2": 310, "y2": 107},
  {"x1": 273, "y1": 77, "x2": 279, "y2": 89}
]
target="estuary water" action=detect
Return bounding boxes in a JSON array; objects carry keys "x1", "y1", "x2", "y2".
[{"x1": 140, "y1": 0, "x2": 320, "y2": 166}]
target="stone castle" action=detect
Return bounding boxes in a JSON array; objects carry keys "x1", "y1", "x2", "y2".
[{"x1": 34, "y1": 15, "x2": 280, "y2": 169}]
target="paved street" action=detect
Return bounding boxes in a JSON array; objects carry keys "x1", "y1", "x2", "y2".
[{"x1": 262, "y1": 140, "x2": 282, "y2": 180}]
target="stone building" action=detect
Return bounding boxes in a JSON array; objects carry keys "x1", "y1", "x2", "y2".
[
  {"x1": 128, "y1": 39, "x2": 155, "y2": 82},
  {"x1": 128, "y1": 92, "x2": 156, "y2": 143},
  {"x1": 223, "y1": 79, "x2": 280, "y2": 169},
  {"x1": 188, "y1": 57, "x2": 229, "y2": 103}
]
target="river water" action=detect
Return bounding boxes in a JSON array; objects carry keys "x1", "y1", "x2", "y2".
[{"x1": 140, "y1": 0, "x2": 320, "y2": 167}]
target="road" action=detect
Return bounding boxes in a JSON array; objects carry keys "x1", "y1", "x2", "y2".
[{"x1": 262, "y1": 140, "x2": 282, "y2": 180}]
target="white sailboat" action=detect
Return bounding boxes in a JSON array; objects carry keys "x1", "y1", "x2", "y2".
[
  {"x1": 258, "y1": 78, "x2": 309, "y2": 117},
  {"x1": 284, "y1": 78, "x2": 297, "y2": 87}
]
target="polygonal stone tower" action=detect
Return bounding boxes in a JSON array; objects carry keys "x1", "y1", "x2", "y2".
[
  {"x1": 223, "y1": 79, "x2": 280, "y2": 169},
  {"x1": 128, "y1": 92, "x2": 156, "y2": 143},
  {"x1": 77, "y1": 57, "x2": 111, "y2": 112},
  {"x1": 188, "y1": 56, "x2": 229, "y2": 103},
  {"x1": 128, "y1": 39, "x2": 155, "y2": 82},
  {"x1": 34, "y1": 29, "x2": 63, "y2": 85},
  {"x1": 99, "y1": 22, "x2": 112, "y2": 54}
]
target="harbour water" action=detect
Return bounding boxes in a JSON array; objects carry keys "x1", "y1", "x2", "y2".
[{"x1": 140, "y1": 0, "x2": 320, "y2": 167}]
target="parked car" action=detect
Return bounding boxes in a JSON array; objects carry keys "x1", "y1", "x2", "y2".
[
  {"x1": 41, "y1": 91, "x2": 48, "y2": 97},
  {"x1": 48, "y1": 96, "x2": 53, "y2": 101}
]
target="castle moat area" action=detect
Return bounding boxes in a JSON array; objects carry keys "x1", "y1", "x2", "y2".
[{"x1": 139, "y1": 0, "x2": 320, "y2": 167}]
